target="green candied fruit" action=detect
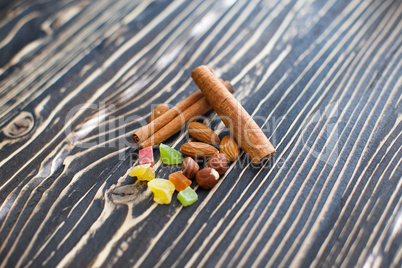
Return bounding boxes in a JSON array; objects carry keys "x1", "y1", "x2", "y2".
[
  {"x1": 159, "y1": 143, "x2": 182, "y2": 165},
  {"x1": 177, "y1": 187, "x2": 198, "y2": 207}
]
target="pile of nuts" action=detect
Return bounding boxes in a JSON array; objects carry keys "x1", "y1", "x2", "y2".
[
  {"x1": 130, "y1": 111, "x2": 242, "y2": 206},
  {"x1": 181, "y1": 122, "x2": 240, "y2": 189}
]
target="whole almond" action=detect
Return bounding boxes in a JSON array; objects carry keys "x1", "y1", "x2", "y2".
[
  {"x1": 220, "y1": 135, "x2": 240, "y2": 161},
  {"x1": 188, "y1": 122, "x2": 220, "y2": 145},
  {"x1": 148, "y1": 103, "x2": 170, "y2": 123},
  {"x1": 180, "y1": 142, "x2": 218, "y2": 158}
]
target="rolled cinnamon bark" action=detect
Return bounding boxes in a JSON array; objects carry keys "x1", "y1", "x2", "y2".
[
  {"x1": 138, "y1": 82, "x2": 235, "y2": 149},
  {"x1": 191, "y1": 65, "x2": 276, "y2": 164},
  {"x1": 132, "y1": 91, "x2": 204, "y2": 144},
  {"x1": 139, "y1": 97, "x2": 211, "y2": 149}
]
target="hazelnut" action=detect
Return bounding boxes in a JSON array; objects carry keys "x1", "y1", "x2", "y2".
[
  {"x1": 181, "y1": 157, "x2": 199, "y2": 178},
  {"x1": 148, "y1": 103, "x2": 169, "y2": 123},
  {"x1": 196, "y1": 167, "x2": 220, "y2": 189},
  {"x1": 206, "y1": 153, "x2": 228, "y2": 175}
]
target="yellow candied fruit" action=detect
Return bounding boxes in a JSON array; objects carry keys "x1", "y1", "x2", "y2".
[
  {"x1": 147, "y1": 179, "x2": 175, "y2": 204},
  {"x1": 129, "y1": 164, "x2": 155, "y2": 181}
]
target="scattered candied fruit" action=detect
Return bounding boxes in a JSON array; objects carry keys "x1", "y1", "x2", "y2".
[
  {"x1": 139, "y1": 146, "x2": 154, "y2": 167},
  {"x1": 129, "y1": 164, "x2": 155, "y2": 181},
  {"x1": 169, "y1": 171, "x2": 192, "y2": 192},
  {"x1": 148, "y1": 179, "x2": 175, "y2": 204},
  {"x1": 177, "y1": 187, "x2": 198, "y2": 207},
  {"x1": 160, "y1": 143, "x2": 182, "y2": 165}
]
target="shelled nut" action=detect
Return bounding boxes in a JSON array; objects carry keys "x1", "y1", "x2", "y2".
[
  {"x1": 220, "y1": 135, "x2": 240, "y2": 162},
  {"x1": 181, "y1": 157, "x2": 199, "y2": 178},
  {"x1": 180, "y1": 142, "x2": 218, "y2": 158},
  {"x1": 188, "y1": 122, "x2": 220, "y2": 145},
  {"x1": 196, "y1": 167, "x2": 220, "y2": 189},
  {"x1": 148, "y1": 103, "x2": 170, "y2": 123},
  {"x1": 206, "y1": 153, "x2": 228, "y2": 175}
]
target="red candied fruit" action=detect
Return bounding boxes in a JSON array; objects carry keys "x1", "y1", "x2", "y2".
[{"x1": 139, "y1": 146, "x2": 154, "y2": 167}]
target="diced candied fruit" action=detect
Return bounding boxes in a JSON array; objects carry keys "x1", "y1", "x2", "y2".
[
  {"x1": 139, "y1": 146, "x2": 154, "y2": 167},
  {"x1": 169, "y1": 171, "x2": 192, "y2": 192},
  {"x1": 177, "y1": 187, "x2": 198, "y2": 207},
  {"x1": 129, "y1": 164, "x2": 155, "y2": 181},
  {"x1": 129, "y1": 164, "x2": 149, "y2": 177},
  {"x1": 160, "y1": 143, "x2": 182, "y2": 165},
  {"x1": 148, "y1": 179, "x2": 175, "y2": 204}
]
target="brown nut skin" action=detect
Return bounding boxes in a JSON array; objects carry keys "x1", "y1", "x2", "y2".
[
  {"x1": 148, "y1": 103, "x2": 170, "y2": 123},
  {"x1": 196, "y1": 167, "x2": 220, "y2": 189},
  {"x1": 180, "y1": 142, "x2": 218, "y2": 158},
  {"x1": 188, "y1": 122, "x2": 220, "y2": 145},
  {"x1": 206, "y1": 153, "x2": 228, "y2": 175},
  {"x1": 181, "y1": 157, "x2": 199, "y2": 178},
  {"x1": 220, "y1": 135, "x2": 240, "y2": 162}
]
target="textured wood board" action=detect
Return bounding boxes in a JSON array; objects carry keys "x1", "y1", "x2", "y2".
[{"x1": 0, "y1": 0, "x2": 401, "y2": 267}]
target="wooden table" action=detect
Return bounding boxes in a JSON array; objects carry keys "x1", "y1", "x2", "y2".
[{"x1": 0, "y1": 0, "x2": 401, "y2": 267}]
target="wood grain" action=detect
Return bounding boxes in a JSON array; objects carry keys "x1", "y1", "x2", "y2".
[{"x1": 0, "y1": 0, "x2": 401, "y2": 267}]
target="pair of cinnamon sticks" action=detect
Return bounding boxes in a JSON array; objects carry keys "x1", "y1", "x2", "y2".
[
  {"x1": 133, "y1": 66, "x2": 276, "y2": 164},
  {"x1": 132, "y1": 79, "x2": 233, "y2": 149}
]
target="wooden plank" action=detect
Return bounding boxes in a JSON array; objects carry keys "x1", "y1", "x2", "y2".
[{"x1": 0, "y1": 0, "x2": 401, "y2": 267}]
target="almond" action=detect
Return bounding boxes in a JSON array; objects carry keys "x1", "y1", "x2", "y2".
[
  {"x1": 220, "y1": 135, "x2": 240, "y2": 161},
  {"x1": 188, "y1": 122, "x2": 220, "y2": 145},
  {"x1": 148, "y1": 103, "x2": 170, "y2": 123},
  {"x1": 180, "y1": 142, "x2": 218, "y2": 158}
]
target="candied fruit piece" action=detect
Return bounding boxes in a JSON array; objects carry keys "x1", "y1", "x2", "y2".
[
  {"x1": 177, "y1": 187, "x2": 198, "y2": 207},
  {"x1": 141, "y1": 167, "x2": 155, "y2": 181},
  {"x1": 139, "y1": 146, "x2": 154, "y2": 167},
  {"x1": 148, "y1": 179, "x2": 175, "y2": 204},
  {"x1": 169, "y1": 171, "x2": 192, "y2": 192},
  {"x1": 129, "y1": 164, "x2": 155, "y2": 181},
  {"x1": 129, "y1": 164, "x2": 149, "y2": 177},
  {"x1": 160, "y1": 143, "x2": 182, "y2": 165}
]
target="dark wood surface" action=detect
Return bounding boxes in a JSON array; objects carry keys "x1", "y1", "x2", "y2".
[{"x1": 0, "y1": 0, "x2": 401, "y2": 267}]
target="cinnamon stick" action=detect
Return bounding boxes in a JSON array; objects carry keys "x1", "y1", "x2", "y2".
[
  {"x1": 191, "y1": 66, "x2": 276, "y2": 164},
  {"x1": 132, "y1": 91, "x2": 204, "y2": 144},
  {"x1": 138, "y1": 81, "x2": 234, "y2": 149},
  {"x1": 139, "y1": 97, "x2": 211, "y2": 149}
]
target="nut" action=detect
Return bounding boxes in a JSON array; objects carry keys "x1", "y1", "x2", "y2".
[
  {"x1": 206, "y1": 153, "x2": 228, "y2": 175},
  {"x1": 188, "y1": 122, "x2": 220, "y2": 145},
  {"x1": 219, "y1": 79, "x2": 234, "y2": 93},
  {"x1": 196, "y1": 167, "x2": 220, "y2": 189},
  {"x1": 220, "y1": 135, "x2": 240, "y2": 162},
  {"x1": 181, "y1": 157, "x2": 199, "y2": 178},
  {"x1": 148, "y1": 103, "x2": 170, "y2": 123},
  {"x1": 180, "y1": 142, "x2": 218, "y2": 158}
]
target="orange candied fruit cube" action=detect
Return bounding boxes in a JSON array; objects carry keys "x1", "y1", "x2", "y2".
[{"x1": 169, "y1": 171, "x2": 192, "y2": 192}]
